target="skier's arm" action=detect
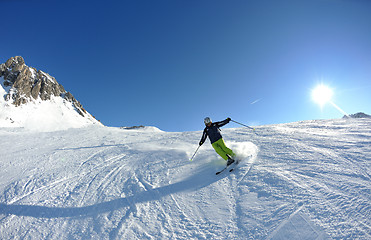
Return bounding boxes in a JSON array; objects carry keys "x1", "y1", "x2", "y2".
[
  {"x1": 199, "y1": 128, "x2": 207, "y2": 146},
  {"x1": 215, "y1": 118, "x2": 231, "y2": 128}
]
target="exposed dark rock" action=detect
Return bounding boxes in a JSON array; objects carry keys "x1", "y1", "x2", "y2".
[
  {"x1": 0, "y1": 56, "x2": 88, "y2": 117},
  {"x1": 120, "y1": 125, "x2": 145, "y2": 130}
]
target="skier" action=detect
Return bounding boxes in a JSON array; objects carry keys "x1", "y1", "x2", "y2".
[{"x1": 199, "y1": 117, "x2": 236, "y2": 166}]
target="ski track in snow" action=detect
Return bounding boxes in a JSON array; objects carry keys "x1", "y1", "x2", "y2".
[{"x1": 0, "y1": 119, "x2": 370, "y2": 239}]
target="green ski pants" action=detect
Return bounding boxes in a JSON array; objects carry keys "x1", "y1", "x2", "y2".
[{"x1": 212, "y1": 138, "x2": 235, "y2": 161}]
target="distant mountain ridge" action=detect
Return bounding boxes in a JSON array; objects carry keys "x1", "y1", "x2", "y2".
[
  {"x1": 344, "y1": 112, "x2": 371, "y2": 119},
  {"x1": 0, "y1": 56, "x2": 101, "y2": 130}
]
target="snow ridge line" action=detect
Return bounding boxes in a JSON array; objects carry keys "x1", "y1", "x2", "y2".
[
  {"x1": 266, "y1": 204, "x2": 306, "y2": 239},
  {"x1": 266, "y1": 203, "x2": 327, "y2": 240},
  {"x1": 236, "y1": 156, "x2": 255, "y2": 186},
  {"x1": 7, "y1": 176, "x2": 73, "y2": 205},
  {"x1": 235, "y1": 144, "x2": 259, "y2": 186}
]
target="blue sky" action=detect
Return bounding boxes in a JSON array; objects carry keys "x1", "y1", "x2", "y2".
[{"x1": 2, "y1": 0, "x2": 371, "y2": 132}]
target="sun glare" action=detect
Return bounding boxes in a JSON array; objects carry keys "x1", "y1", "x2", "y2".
[{"x1": 311, "y1": 84, "x2": 333, "y2": 107}]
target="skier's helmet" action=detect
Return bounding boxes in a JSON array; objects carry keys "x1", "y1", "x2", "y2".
[{"x1": 204, "y1": 117, "x2": 212, "y2": 125}]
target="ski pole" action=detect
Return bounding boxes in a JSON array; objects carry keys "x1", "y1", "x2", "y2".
[
  {"x1": 231, "y1": 120, "x2": 255, "y2": 131},
  {"x1": 189, "y1": 145, "x2": 200, "y2": 161}
]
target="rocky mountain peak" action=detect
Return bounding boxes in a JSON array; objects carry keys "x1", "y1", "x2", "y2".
[
  {"x1": 0, "y1": 56, "x2": 87, "y2": 117},
  {"x1": 343, "y1": 112, "x2": 371, "y2": 119}
]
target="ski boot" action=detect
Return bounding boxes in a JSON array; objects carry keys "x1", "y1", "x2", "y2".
[{"x1": 227, "y1": 156, "x2": 235, "y2": 166}]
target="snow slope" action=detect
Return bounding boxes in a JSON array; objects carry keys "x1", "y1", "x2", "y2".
[{"x1": 0, "y1": 118, "x2": 370, "y2": 239}]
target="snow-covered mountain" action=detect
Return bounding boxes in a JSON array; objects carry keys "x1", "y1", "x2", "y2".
[
  {"x1": 0, "y1": 118, "x2": 370, "y2": 239},
  {"x1": 344, "y1": 112, "x2": 371, "y2": 119},
  {"x1": 0, "y1": 56, "x2": 101, "y2": 131}
]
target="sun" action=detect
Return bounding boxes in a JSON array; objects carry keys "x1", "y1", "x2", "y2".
[{"x1": 311, "y1": 84, "x2": 333, "y2": 107}]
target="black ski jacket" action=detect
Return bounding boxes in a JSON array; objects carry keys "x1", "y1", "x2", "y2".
[{"x1": 199, "y1": 118, "x2": 230, "y2": 145}]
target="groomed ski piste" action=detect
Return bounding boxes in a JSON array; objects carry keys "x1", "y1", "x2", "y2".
[{"x1": 0, "y1": 118, "x2": 370, "y2": 239}]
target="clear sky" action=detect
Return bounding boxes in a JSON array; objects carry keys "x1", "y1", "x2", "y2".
[{"x1": 2, "y1": 0, "x2": 371, "y2": 132}]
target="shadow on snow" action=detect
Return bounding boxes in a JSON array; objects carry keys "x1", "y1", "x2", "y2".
[{"x1": 0, "y1": 163, "x2": 227, "y2": 219}]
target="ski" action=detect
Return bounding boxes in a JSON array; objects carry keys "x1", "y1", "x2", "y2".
[
  {"x1": 216, "y1": 159, "x2": 239, "y2": 175},
  {"x1": 229, "y1": 159, "x2": 240, "y2": 172},
  {"x1": 216, "y1": 165, "x2": 229, "y2": 175}
]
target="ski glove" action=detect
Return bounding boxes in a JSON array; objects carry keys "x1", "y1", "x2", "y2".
[{"x1": 227, "y1": 118, "x2": 231, "y2": 122}]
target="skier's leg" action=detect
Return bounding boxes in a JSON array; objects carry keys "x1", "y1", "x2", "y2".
[
  {"x1": 218, "y1": 138, "x2": 236, "y2": 158},
  {"x1": 212, "y1": 141, "x2": 229, "y2": 160}
]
